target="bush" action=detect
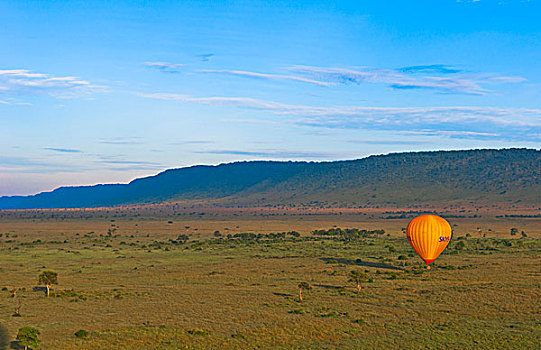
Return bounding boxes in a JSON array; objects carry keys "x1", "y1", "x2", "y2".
[
  {"x1": 187, "y1": 329, "x2": 208, "y2": 336},
  {"x1": 288, "y1": 309, "x2": 305, "y2": 314},
  {"x1": 316, "y1": 311, "x2": 338, "y2": 317},
  {"x1": 454, "y1": 241, "x2": 465, "y2": 251},
  {"x1": 75, "y1": 329, "x2": 89, "y2": 339}
]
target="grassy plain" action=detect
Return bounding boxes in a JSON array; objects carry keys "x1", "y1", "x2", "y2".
[{"x1": 0, "y1": 207, "x2": 539, "y2": 349}]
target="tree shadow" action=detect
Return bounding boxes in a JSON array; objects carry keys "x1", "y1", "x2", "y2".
[
  {"x1": 313, "y1": 284, "x2": 344, "y2": 290},
  {"x1": 273, "y1": 292, "x2": 293, "y2": 297},
  {"x1": 10, "y1": 340, "x2": 24, "y2": 350},
  {"x1": 320, "y1": 257, "x2": 403, "y2": 271}
]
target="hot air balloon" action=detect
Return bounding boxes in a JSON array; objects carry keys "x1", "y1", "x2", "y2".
[{"x1": 406, "y1": 214, "x2": 452, "y2": 269}]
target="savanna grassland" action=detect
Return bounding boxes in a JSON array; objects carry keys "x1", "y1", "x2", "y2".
[{"x1": 0, "y1": 207, "x2": 540, "y2": 349}]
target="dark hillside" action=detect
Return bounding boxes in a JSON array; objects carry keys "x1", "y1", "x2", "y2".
[{"x1": 0, "y1": 149, "x2": 538, "y2": 209}]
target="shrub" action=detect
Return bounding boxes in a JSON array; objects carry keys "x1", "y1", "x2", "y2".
[
  {"x1": 288, "y1": 309, "x2": 305, "y2": 314},
  {"x1": 454, "y1": 241, "x2": 465, "y2": 251},
  {"x1": 187, "y1": 329, "x2": 208, "y2": 336},
  {"x1": 74, "y1": 329, "x2": 89, "y2": 339}
]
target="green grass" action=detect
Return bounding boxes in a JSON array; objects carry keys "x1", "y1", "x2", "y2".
[{"x1": 0, "y1": 215, "x2": 539, "y2": 349}]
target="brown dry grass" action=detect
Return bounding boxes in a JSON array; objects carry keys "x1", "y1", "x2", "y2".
[{"x1": 0, "y1": 209, "x2": 539, "y2": 349}]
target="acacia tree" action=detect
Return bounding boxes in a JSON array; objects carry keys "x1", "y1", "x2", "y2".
[
  {"x1": 16, "y1": 327, "x2": 40, "y2": 350},
  {"x1": 38, "y1": 271, "x2": 58, "y2": 297},
  {"x1": 348, "y1": 270, "x2": 371, "y2": 295},
  {"x1": 298, "y1": 282, "x2": 311, "y2": 302}
]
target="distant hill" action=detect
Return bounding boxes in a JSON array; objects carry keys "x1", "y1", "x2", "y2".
[{"x1": 0, "y1": 148, "x2": 539, "y2": 209}]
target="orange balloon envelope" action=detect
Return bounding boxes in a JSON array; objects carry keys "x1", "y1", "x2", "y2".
[{"x1": 406, "y1": 214, "x2": 452, "y2": 269}]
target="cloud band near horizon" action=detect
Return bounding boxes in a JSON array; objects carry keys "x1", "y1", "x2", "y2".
[{"x1": 138, "y1": 92, "x2": 541, "y2": 141}]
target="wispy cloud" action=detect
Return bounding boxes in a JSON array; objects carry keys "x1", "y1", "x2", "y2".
[
  {"x1": 142, "y1": 59, "x2": 524, "y2": 95},
  {"x1": 198, "y1": 69, "x2": 332, "y2": 87},
  {"x1": 1, "y1": 153, "x2": 163, "y2": 175},
  {"x1": 0, "y1": 155, "x2": 87, "y2": 173},
  {"x1": 401, "y1": 130, "x2": 500, "y2": 138},
  {"x1": 398, "y1": 65, "x2": 461, "y2": 74},
  {"x1": 395, "y1": 130, "x2": 508, "y2": 140},
  {"x1": 98, "y1": 159, "x2": 164, "y2": 172},
  {"x1": 140, "y1": 92, "x2": 541, "y2": 141},
  {"x1": 221, "y1": 118, "x2": 282, "y2": 125},
  {"x1": 346, "y1": 139, "x2": 428, "y2": 145},
  {"x1": 197, "y1": 54, "x2": 214, "y2": 62},
  {"x1": 43, "y1": 147, "x2": 82, "y2": 153},
  {"x1": 100, "y1": 160, "x2": 160, "y2": 165},
  {"x1": 98, "y1": 137, "x2": 144, "y2": 145},
  {"x1": 138, "y1": 92, "x2": 306, "y2": 110},
  {"x1": 288, "y1": 65, "x2": 525, "y2": 95},
  {"x1": 143, "y1": 62, "x2": 185, "y2": 73},
  {"x1": 194, "y1": 149, "x2": 336, "y2": 159},
  {"x1": 169, "y1": 140, "x2": 215, "y2": 145},
  {"x1": 0, "y1": 69, "x2": 103, "y2": 98},
  {"x1": 0, "y1": 98, "x2": 32, "y2": 106}
]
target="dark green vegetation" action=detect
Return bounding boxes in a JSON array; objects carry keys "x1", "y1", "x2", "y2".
[
  {"x1": 1, "y1": 148, "x2": 539, "y2": 209},
  {"x1": 38, "y1": 271, "x2": 58, "y2": 297},
  {"x1": 16, "y1": 326, "x2": 41, "y2": 350},
  {"x1": 0, "y1": 213, "x2": 539, "y2": 349}
]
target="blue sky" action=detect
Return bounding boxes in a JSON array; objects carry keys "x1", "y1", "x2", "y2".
[{"x1": 1, "y1": 0, "x2": 540, "y2": 195}]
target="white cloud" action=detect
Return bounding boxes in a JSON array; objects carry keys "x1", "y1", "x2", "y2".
[
  {"x1": 402, "y1": 130, "x2": 500, "y2": 137},
  {"x1": 142, "y1": 61, "x2": 525, "y2": 95},
  {"x1": 0, "y1": 69, "x2": 103, "y2": 98},
  {"x1": 143, "y1": 62, "x2": 185, "y2": 73},
  {"x1": 288, "y1": 65, "x2": 526, "y2": 95},
  {"x1": 198, "y1": 69, "x2": 332, "y2": 87},
  {"x1": 194, "y1": 149, "x2": 338, "y2": 159},
  {"x1": 139, "y1": 92, "x2": 541, "y2": 141}
]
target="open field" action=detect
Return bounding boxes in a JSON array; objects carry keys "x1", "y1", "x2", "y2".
[{"x1": 0, "y1": 208, "x2": 540, "y2": 349}]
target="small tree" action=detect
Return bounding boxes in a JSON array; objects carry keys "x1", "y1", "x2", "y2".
[
  {"x1": 348, "y1": 270, "x2": 371, "y2": 295},
  {"x1": 16, "y1": 327, "x2": 40, "y2": 350},
  {"x1": 455, "y1": 240, "x2": 465, "y2": 251},
  {"x1": 386, "y1": 245, "x2": 397, "y2": 257},
  {"x1": 13, "y1": 298, "x2": 22, "y2": 317},
  {"x1": 298, "y1": 282, "x2": 311, "y2": 302},
  {"x1": 38, "y1": 271, "x2": 58, "y2": 297},
  {"x1": 510, "y1": 228, "x2": 518, "y2": 236}
]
